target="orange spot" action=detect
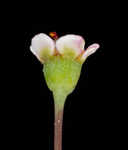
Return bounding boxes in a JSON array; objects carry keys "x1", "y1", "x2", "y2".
[{"x1": 49, "y1": 32, "x2": 58, "y2": 40}]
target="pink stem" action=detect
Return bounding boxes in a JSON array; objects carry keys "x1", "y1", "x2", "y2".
[{"x1": 54, "y1": 107, "x2": 64, "y2": 150}]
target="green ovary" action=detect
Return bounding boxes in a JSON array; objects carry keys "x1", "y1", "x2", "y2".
[{"x1": 43, "y1": 56, "x2": 82, "y2": 105}]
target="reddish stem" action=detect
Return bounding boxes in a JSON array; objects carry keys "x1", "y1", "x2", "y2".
[{"x1": 54, "y1": 108, "x2": 64, "y2": 150}]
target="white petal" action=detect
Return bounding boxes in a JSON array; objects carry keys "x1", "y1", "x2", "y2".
[
  {"x1": 56, "y1": 34, "x2": 85, "y2": 57},
  {"x1": 81, "y1": 43, "x2": 100, "y2": 61},
  {"x1": 30, "y1": 33, "x2": 55, "y2": 62}
]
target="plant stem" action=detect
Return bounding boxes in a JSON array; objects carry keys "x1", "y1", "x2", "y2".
[
  {"x1": 54, "y1": 105, "x2": 64, "y2": 150},
  {"x1": 53, "y1": 91, "x2": 66, "y2": 150}
]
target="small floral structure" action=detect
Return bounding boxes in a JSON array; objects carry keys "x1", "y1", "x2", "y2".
[{"x1": 30, "y1": 32, "x2": 100, "y2": 150}]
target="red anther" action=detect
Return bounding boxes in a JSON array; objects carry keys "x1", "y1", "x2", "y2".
[{"x1": 49, "y1": 32, "x2": 58, "y2": 40}]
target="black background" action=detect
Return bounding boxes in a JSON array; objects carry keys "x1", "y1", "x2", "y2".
[{"x1": 2, "y1": 1, "x2": 125, "y2": 150}]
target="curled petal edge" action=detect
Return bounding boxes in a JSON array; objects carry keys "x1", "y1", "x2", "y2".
[{"x1": 80, "y1": 43, "x2": 100, "y2": 63}]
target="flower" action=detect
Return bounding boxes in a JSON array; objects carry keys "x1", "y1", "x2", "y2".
[
  {"x1": 30, "y1": 33, "x2": 100, "y2": 64},
  {"x1": 30, "y1": 32, "x2": 100, "y2": 108},
  {"x1": 30, "y1": 32, "x2": 100, "y2": 150}
]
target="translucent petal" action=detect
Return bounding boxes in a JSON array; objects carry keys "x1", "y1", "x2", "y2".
[
  {"x1": 81, "y1": 43, "x2": 100, "y2": 61},
  {"x1": 56, "y1": 35, "x2": 85, "y2": 58},
  {"x1": 30, "y1": 33, "x2": 55, "y2": 62}
]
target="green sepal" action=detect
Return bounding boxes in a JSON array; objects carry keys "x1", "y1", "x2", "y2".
[{"x1": 43, "y1": 56, "x2": 82, "y2": 109}]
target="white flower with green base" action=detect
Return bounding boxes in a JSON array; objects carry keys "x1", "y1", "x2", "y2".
[{"x1": 30, "y1": 32, "x2": 100, "y2": 150}]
